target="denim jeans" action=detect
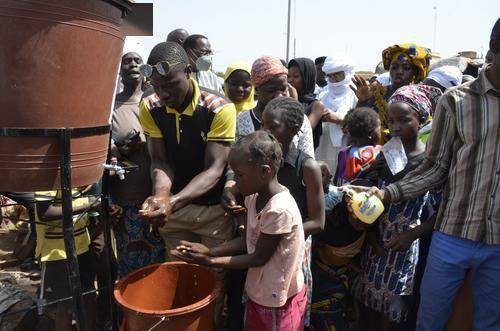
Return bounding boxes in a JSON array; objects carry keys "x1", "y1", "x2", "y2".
[{"x1": 417, "y1": 231, "x2": 500, "y2": 331}]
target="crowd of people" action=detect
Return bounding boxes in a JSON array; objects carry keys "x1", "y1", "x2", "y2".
[{"x1": 28, "y1": 18, "x2": 499, "y2": 331}]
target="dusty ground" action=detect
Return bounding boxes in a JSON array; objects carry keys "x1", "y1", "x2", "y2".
[{"x1": 0, "y1": 201, "x2": 55, "y2": 330}]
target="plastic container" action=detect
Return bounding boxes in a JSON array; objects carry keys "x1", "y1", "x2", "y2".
[
  {"x1": 114, "y1": 262, "x2": 220, "y2": 331},
  {"x1": 0, "y1": 0, "x2": 131, "y2": 191},
  {"x1": 344, "y1": 188, "x2": 385, "y2": 224}
]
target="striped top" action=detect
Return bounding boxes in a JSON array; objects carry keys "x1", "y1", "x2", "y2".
[
  {"x1": 193, "y1": 70, "x2": 224, "y2": 94},
  {"x1": 139, "y1": 78, "x2": 236, "y2": 205},
  {"x1": 386, "y1": 66, "x2": 500, "y2": 244}
]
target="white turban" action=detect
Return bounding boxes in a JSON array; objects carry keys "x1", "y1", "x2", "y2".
[
  {"x1": 322, "y1": 52, "x2": 355, "y2": 76},
  {"x1": 320, "y1": 52, "x2": 358, "y2": 148},
  {"x1": 426, "y1": 65, "x2": 463, "y2": 89}
]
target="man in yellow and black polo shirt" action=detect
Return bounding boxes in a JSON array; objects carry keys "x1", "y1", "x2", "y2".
[{"x1": 138, "y1": 41, "x2": 236, "y2": 260}]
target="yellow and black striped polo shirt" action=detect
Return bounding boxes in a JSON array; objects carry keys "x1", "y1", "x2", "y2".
[{"x1": 139, "y1": 78, "x2": 236, "y2": 205}]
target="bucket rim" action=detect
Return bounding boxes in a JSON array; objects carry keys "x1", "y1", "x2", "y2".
[{"x1": 114, "y1": 261, "x2": 221, "y2": 316}]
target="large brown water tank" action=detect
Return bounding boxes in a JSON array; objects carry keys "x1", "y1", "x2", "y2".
[{"x1": 0, "y1": 0, "x2": 131, "y2": 191}]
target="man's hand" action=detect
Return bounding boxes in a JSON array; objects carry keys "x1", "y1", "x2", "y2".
[
  {"x1": 122, "y1": 134, "x2": 143, "y2": 156},
  {"x1": 139, "y1": 195, "x2": 173, "y2": 226},
  {"x1": 385, "y1": 231, "x2": 416, "y2": 252},
  {"x1": 116, "y1": 131, "x2": 142, "y2": 156},
  {"x1": 340, "y1": 185, "x2": 387, "y2": 203}
]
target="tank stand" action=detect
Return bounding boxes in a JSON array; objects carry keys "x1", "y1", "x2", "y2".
[{"x1": 0, "y1": 126, "x2": 116, "y2": 331}]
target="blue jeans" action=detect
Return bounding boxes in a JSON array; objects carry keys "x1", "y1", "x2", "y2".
[{"x1": 417, "y1": 231, "x2": 500, "y2": 331}]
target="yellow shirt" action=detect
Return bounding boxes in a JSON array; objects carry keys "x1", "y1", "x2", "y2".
[
  {"x1": 138, "y1": 79, "x2": 236, "y2": 205},
  {"x1": 35, "y1": 191, "x2": 91, "y2": 262},
  {"x1": 139, "y1": 78, "x2": 236, "y2": 143}
]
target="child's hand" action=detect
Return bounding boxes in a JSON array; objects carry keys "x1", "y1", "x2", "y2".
[
  {"x1": 170, "y1": 242, "x2": 211, "y2": 266},
  {"x1": 385, "y1": 231, "x2": 416, "y2": 252},
  {"x1": 176, "y1": 241, "x2": 211, "y2": 256},
  {"x1": 170, "y1": 248, "x2": 197, "y2": 263},
  {"x1": 221, "y1": 186, "x2": 246, "y2": 216}
]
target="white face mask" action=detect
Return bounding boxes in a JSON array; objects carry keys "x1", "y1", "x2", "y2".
[{"x1": 196, "y1": 55, "x2": 213, "y2": 71}]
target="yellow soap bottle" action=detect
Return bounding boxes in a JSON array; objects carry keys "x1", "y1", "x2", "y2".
[{"x1": 343, "y1": 188, "x2": 385, "y2": 224}]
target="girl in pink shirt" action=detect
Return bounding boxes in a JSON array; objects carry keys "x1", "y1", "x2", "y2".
[{"x1": 172, "y1": 130, "x2": 307, "y2": 330}]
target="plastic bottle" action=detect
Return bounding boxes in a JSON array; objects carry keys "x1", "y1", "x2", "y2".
[{"x1": 343, "y1": 187, "x2": 384, "y2": 224}]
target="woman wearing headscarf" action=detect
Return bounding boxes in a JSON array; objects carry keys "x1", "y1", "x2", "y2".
[
  {"x1": 223, "y1": 61, "x2": 255, "y2": 114},
  {"x1": 315, "y1": 52, "x2": 358, "y2": 174},
  {"x1": 288, "y1": 57, "x2": 326, "y2": 149},
  {"x1": 236, "y1": 55, "x2": 315, "y2": 157},
  {"x1": 352, "y1": 84, "x2": 442, "y2": 331},
  {"x1": 351, "y1": 43, "x2": 432, "y2": 141}
]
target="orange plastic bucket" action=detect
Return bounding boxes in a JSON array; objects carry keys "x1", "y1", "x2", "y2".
[{"x1": 114, "y1": 262, "x2": 220, "y2": 331}]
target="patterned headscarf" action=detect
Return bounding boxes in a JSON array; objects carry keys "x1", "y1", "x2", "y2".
[
  {"x1": 382, "y1": 43, "x2": 432, "y2": 83},
  {"x1": 388, "y1": 85, "x2": 443, "y2": 125},
  {"x1": 251, "y1": 56, "x2": 288, "y2": 88}
]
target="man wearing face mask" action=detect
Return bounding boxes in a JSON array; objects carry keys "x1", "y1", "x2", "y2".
[
  {"x1": 315, "y1": 52, "x2": 358, "y2": 174},
  {"x1": 183, "y1": 34, "x2": 224, "y2": 94}
]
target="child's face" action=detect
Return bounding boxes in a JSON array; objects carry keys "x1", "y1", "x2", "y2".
[
  {"x1": 387, "y1": 103, "x2": 420, "y2": 143},
  {"x1": 229, "y1": 150, "x2": 270, "y2": 197},
  {"x1": 226, "y1": 70, "x2": 252, "y2": 104},
  {"x1": 262, "y1": 108, "x2": 297, "y2": 148}
]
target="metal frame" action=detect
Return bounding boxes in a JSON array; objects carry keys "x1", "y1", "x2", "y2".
[{"x1": 0, "y1": 125, "x2": 117, "y2": 331}]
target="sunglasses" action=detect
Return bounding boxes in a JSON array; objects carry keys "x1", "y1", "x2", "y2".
[{"x1": 139, "y1": 61, "x2": 183, "y2": 78}]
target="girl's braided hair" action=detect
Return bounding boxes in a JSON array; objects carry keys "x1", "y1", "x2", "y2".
[
  {"x1": 231, "y1": 131, "x2": 283, "y2": 171},
  {"x1": 263, "y1": 96, "x2": 304, "y2": 130}
]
